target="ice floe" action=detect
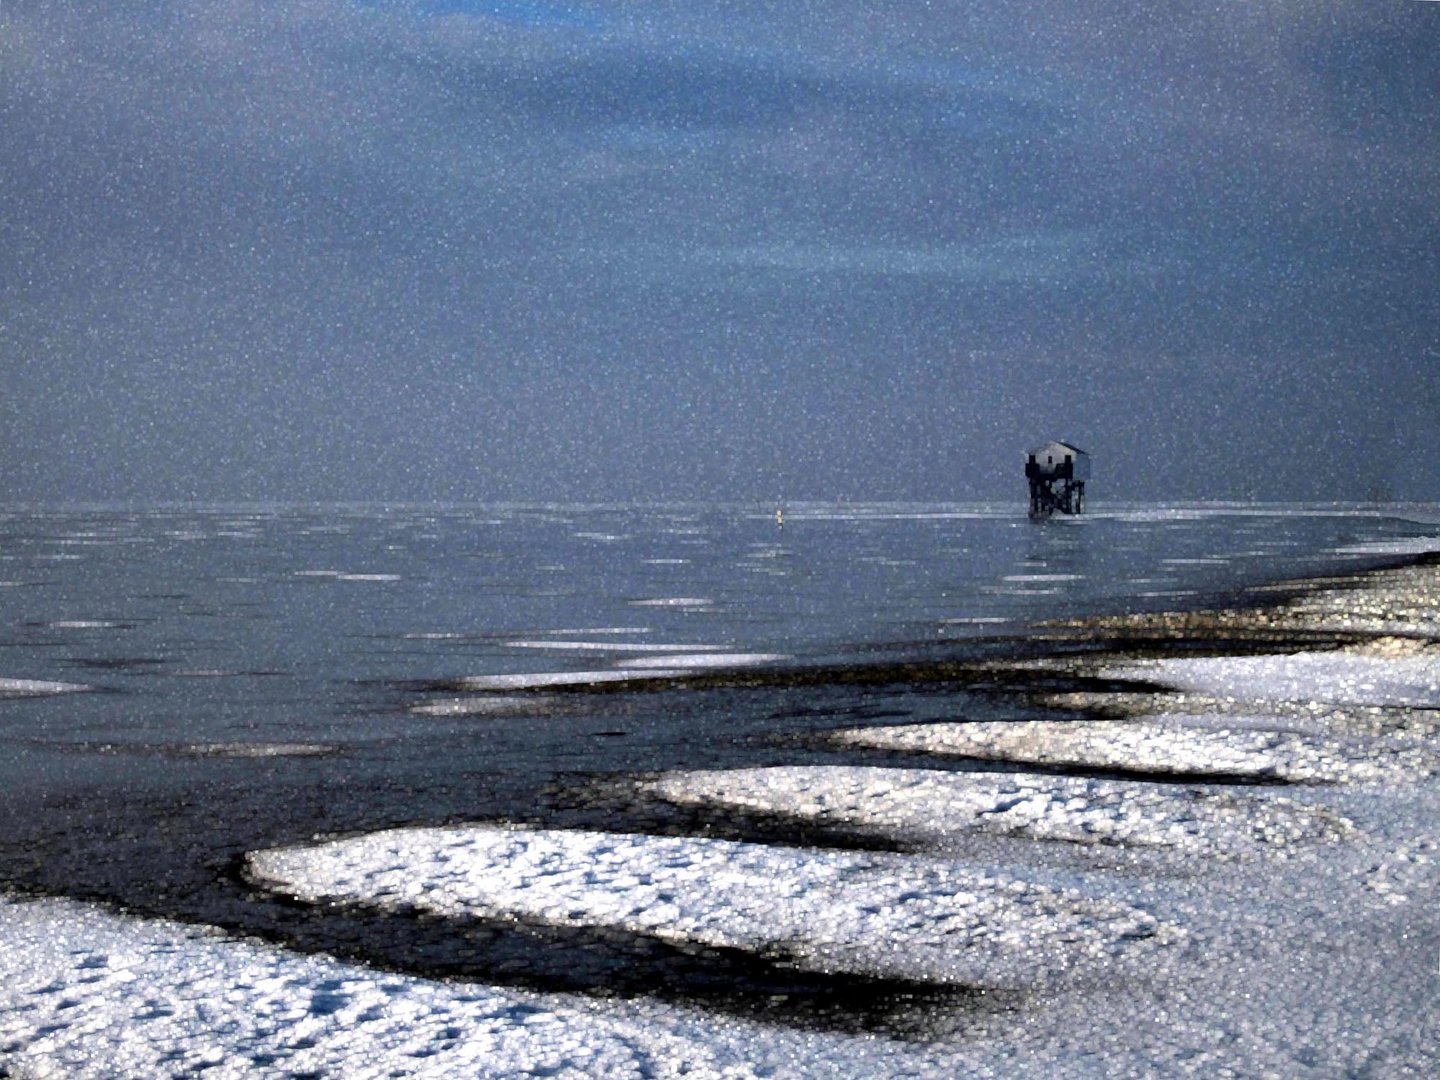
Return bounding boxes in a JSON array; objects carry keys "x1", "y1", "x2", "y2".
[
  {"x1": 449, "y1": 669, "x2": 687, "y2": 690},
  {"x1": 408, "y1": 694, "x2": 562, "y2": 717},
  {"x1": 618, "y1": 652, "x2": 787, "y2": 670},
  {"x1": 44, "y1": 619, "x2": 129, "y2": 630},
  {"x1": 0, "y1": 677, "x2": 94, "y2": 697},
  {"x1": 174, "y1": 742, "x2": 336, "y2": 759},
  {"x1": 503, "y1": 640, "x2": 722, "y2": 653},
  {"x1": 292, "y1": 570, "x2": 401, "y2": 582},
  {"x1": 645, "y1": 766, "x2": 1355, "y2": 856},
  {"x1": 246, "y1": 826, "x2": 1178, "y2": 988},
  {"x1": 438, "y1": 652, "x2": 786, "y2": 691}
]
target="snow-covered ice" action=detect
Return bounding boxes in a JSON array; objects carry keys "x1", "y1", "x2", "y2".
[
  {"x1": 645, "y1": 766, "x2": 1355, "y2": 856},
  {"x1": 245, "y1": 826, "x2": 1177, "y2": 988},
  {"x1": 1106, "y1": 649, "x2": 1440, "y2": 709},
  {"x1": 0, "y1": 895, "x2": 895, "y2": 1079},
  {"x1": 830, "y1": 718, "x2": 1436, "y2": 783}
]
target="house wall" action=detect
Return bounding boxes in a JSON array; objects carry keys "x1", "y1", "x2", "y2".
[{"x1": 1026, "y1": 442, "x2": 1090, "y2": 481}]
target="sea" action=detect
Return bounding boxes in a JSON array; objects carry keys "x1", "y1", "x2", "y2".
[
  {"x1": 2, "y1": 501, "x2": 1437, "y2": 794},
  {"x1": 0, "y1": 503, "x2": 1433, "y2": 865},
  {"x1": 2, "y1": 500, "x2": 1440, "y2": 1072}
]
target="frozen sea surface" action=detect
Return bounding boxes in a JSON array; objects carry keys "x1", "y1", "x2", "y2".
[{"x1": 1, "y1": 502, "x2": 1438, "y2": 1075}]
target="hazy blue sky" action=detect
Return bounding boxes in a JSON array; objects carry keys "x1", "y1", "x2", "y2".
[{"x1": 3, "y1": 1, "x2": 1437, "y2": 503}]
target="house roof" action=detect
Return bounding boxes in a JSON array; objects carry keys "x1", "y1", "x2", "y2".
[{"x1": 1028, "y1": 441, "x2": 1088, "y2": 457}]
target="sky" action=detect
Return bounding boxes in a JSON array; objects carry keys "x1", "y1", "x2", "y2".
[{"x1": 2, "y1": 0, "x2": 1437, "y2": 504}]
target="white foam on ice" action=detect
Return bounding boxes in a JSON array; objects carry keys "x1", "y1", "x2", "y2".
[
  {"x1": 645, "y1": 766, "x2": 1355, "y2": 856},
  {"x1": 246, "y1": 825, "x2": 1176, "y2": 988}
]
